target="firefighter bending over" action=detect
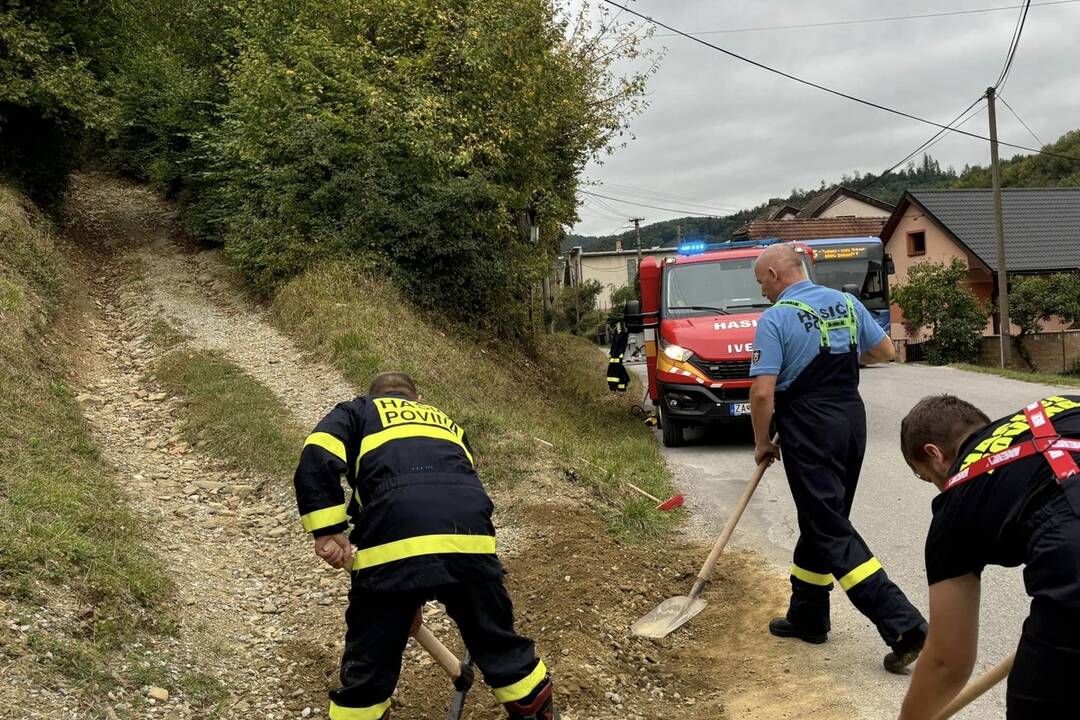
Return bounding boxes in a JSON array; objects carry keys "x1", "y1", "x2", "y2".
[
  {"x1": 899, "y1": 394, "x2": 1080, "y2": 719},
  {"x1": 293, "y1": 371, "x2": 556, "y2": 720}
]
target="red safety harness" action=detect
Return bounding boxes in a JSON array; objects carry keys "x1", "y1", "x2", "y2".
[{"x1": 946, "y1": 402, "x2": 1080, "y2": 491}]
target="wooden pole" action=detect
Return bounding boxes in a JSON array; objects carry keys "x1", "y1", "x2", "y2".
[{"x1": 987, "y1": 86, "x2": 1011, "y2": 368}]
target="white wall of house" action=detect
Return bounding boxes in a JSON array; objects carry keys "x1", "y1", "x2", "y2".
[
  {"x1": 571, "y1": 249, "x2": 676, "y2": 310},
  {"x1": 818, "y1": 196, "x2": 891, "y2": 218}
]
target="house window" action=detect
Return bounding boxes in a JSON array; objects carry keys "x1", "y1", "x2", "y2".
[
  {"x1": 907, "y1": 231, "x2": 926, "y2": 256},
  {"x1": 627, "y1": 258, "x2": 638, "y2": 284}
]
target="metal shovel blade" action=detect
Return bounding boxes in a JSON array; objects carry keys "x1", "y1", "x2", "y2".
[{"x1": 630, "y1": 595, "x2": 707, "y2": 639}]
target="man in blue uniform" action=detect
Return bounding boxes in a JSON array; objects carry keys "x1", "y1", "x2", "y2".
[
  {"x1": 748, "y1": 244, "x2": 926, "y2": 673},
  {"x1": 294, "y1": 372, "x2": 555, "y2": 720},
  {"x1": 898, "y1": 394, "x2": 1080, "y2": 718}
]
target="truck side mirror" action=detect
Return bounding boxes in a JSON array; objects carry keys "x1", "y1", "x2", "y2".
[
  {"x1": 623, "y1": 300, "x2": 644, "y2": 333},
  {"x1": 885, "y1": 254, "x2": 896, "y2": 275}
]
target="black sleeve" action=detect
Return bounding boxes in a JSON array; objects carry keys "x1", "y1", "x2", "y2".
[
  {"x1": 293, "y1": 398, "x2": 365, "y2": 537},
  {"x1": 925, "y1": 492, "x2": 987, "y2": 585}
]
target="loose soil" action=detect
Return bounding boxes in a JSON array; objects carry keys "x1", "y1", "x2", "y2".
[{"x1": 12, "y1": 174, "x2": 858, "y2": 719}]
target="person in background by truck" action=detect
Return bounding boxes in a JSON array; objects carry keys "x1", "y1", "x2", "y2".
[
  {"x1": 748, "y1": 243, "x2": 927, "y2": 673},
  {"x1": 607, "y1": 317, "x2": 630, "y2": 392}
]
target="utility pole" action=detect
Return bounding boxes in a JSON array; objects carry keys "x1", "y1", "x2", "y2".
[
  {"x1": 676, "y1": 223, "x2": 682, "y2": 244},
  {"x1": 987, "y1": 86, "x2": 1011, "y2": 367},
  {"x1": 630, "y1": 217, "x2": 645, "y2": 268}
]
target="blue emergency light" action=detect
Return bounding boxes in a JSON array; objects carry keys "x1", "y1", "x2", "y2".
[
  {"x1": 676, "y1": 238, "x2": 782, "y2": 255},
  {"x1": 676, "y1": 240, "x2": 708, "y2": 255}
]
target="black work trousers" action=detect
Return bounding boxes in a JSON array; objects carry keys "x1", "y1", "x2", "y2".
[
  {"x1": 776, "y1": 378, "x2": 925, "y2": 648},
  {"x1": 330, "y1": 578, "x2": 542, "y2": 717},
  {"x1": 1007, "y1": 491, "x2": 1080, "y2": 718}
]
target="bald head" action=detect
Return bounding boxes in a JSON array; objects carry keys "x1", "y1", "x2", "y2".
[{"x1": 754, "y1": 244, "x2": 806, "y2": 303}]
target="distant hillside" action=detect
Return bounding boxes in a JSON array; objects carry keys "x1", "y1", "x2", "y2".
[{"x1": 567, "y1": 131, "x2": 1079, "y2": 253}]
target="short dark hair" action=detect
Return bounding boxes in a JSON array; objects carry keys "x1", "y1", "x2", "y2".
[
  {"x1": 368, "y1": 371, "x2": 418, "y2": 399},
  {"x1": 901, "y1": 395, "x2": 990, "y2": 465}
]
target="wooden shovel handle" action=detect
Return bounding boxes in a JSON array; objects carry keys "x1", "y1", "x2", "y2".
[
  {"x1": 341, "y1": 557, "x2": 462, "y2": 681},
  {"x1": 413, "y1": 625, "x2": 463, "y2": 680},
  {"x1": 933, "y1": 653, "x2": 1015, "y2": 719},
  {"x1": 688, "y1": 443, "x2": 775, "y2": 599}
]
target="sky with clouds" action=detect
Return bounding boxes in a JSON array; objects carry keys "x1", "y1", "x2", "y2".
[{"x1": 570, "y1": 0, "x2": 1080, "y2": 237}]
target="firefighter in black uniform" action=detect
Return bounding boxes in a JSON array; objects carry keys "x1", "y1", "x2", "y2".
[
  {"x1": 293, "y1": 372, "x2": 556, "y2": 720},
  {"x1": 607, "y1": 318, "x2": 630, "y2": 392},
  {"x1": 749, "y1": 244, "x2": 927, "y2": 672},
  {"x1": 899, "y1": 394, "x2": 1080, "y2": 719}
]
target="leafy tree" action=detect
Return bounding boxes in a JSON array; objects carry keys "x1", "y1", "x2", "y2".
[
  {"x1": 892, "y1": 258, "x2": 988, "y2": 365},
  {"x1": 609, "y1": 283, "x2": 637, "y2": 315},
  {"x1": 0, "y1": 0, "x2": 121, "y2": 204},
  {"x1": 1009, "y1": 273, "x2": 1080, "y2": 369},
  {"x1": 554, "y1": 279, "x2": 603, "y2": 336}
]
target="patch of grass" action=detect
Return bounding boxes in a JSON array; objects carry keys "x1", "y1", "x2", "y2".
[
  {"x1": 272, "y1": 264, "x2": 678, "y2": 539},
  {"x1": 951, "y1": 363, "x2": 1080, "y2": 388},
  {"x1": 0, "y1": 181, "x2": 173, "y2": 699},
  {"x1": 148, "y1": 318, "x2": 191, "y2": 350},
  {"x1": 181, "y1": 670, "x2": 229, "y2": 707},
  {"x1": 155, "y1": 350, "x2": 304, "y2": 475}
]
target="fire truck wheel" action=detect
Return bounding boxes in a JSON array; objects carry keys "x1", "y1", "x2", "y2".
[{"x1": 658, "y1": 397, "x2": 686, "y2": 448}]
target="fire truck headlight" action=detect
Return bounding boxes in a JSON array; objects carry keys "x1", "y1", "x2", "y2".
[{"x1": 662, "y1": 344, "x2": 693, "y2": 362}]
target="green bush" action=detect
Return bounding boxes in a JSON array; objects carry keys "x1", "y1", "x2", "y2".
[{"x1": 893, "y1": 258, "x2": 988, "y2": 365}]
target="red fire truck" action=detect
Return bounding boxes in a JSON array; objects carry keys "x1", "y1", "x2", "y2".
[{"x1": 624, "y1": 239, "x2": 815, "y2": 447}]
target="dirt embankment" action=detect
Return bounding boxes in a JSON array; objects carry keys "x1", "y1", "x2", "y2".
[{"x1": 47, "y1": 174, "x2": 858, "y2": 719}]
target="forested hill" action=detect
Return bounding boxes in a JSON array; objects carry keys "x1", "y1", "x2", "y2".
[{"x1": 567, "y1": 130, "x2": 1080, "y2": 253}]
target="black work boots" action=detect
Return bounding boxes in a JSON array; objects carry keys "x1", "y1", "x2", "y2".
[
  {"x1": 768, "y1": 616, "x2": 828, "y2": 644},
  {"x1": 504, "y1": 678, "x2": 559, "y2": 720},
  {"x1": 884, "y1": 622, "x2": 928, "y2": 674}
]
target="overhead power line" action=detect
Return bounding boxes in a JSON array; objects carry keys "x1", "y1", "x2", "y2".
[
  {"x1": 856, "y1": 96, "x2": 986, "y2": 193},
  {"x1": 593, "y1": 183, "x2": 743, "y2": 213},
  {"x1": 580, "y1": 190, "x2": 723, "y2": 217},
  {"x1": 995, "y1": 0, "x2": 1032, "y2": 91},
  {"x1": 601, "y1": 0, "x2": 1080, "y2": 163},
  {"x1": 650, "y1": 0, "x2": 1080, "y2": 37},
  {"x1": 998, "y1": 94, "x2": 1046, "y2": 146},
  {"x1": 599, "y1": 182, "x2": 744, "y2": 211}
]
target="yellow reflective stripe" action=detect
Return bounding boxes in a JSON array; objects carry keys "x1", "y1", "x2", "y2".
[
  {"x1": 352, "y1": 533, "x2": 497, "y2": 571},
  {"x1": 492, "y1": 660, "x2": 548, "y2": 703},
  {"x1": 358, "y1": 424, "x2": 474, "y2": 466},
  {"x1": 790, "y1": 564, "x2": 834, "y2": 586},
  {"x1": 607, "y1": 377, "x2": 621, "y2": 382},
  {"x1": 305, "y1": 432, "x2": 347, "y2": 462},
  {"x1": 328, "y1": 699, "x2": 391, "y2": 720},
  {"x1": 839, "y1": 557, "x2": 882, "y2": 591},
  {"x1": 301, "y1": 503, "x2": 348, "y2": 532},
  {"x1": 609, "y1": 358, "x2": 619, "y2": 363}
]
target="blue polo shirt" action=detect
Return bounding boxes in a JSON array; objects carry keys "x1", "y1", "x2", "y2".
[{"x1": 750, "y1": 280, "x2": 886, "y2": 391}]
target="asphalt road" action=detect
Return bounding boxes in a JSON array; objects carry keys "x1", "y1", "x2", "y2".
[{"x1": 638, "y1": 362, "x2": 1079, "y2": 720}]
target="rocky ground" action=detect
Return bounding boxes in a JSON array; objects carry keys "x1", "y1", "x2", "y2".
[{"x1": 3, "y1": 174, "x2": 859, "y2": 719}]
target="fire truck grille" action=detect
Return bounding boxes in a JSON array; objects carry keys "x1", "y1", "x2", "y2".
[{"x1": 689, "y1": 357, "x2": 752, "y2": 381}]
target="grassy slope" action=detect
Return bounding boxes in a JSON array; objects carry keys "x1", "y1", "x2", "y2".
[
  {"x1": 0, "y1": 182, "x2": 172, "y2": 697},
  {"x1": 155, "y1": 349, "x2": 305, "y2": 476},
  {"x1": 951, "y1": 363, "x2": 1080, "y2": 388},
  {"x1": 272, "y1": 264, "x2": 677, "y2": 538}
]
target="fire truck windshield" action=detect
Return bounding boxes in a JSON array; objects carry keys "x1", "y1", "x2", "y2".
[{"x1": 663, "y1": 257, "x2": 772, "y2": 318}]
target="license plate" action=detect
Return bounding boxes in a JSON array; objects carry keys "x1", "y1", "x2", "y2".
[{"x1": 730, "y1": 402, "x2": 751, "y2": 416}]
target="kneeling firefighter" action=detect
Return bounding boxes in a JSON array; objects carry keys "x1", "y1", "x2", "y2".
[{"x1": 293, "y1": 371, "x2": 556, "y2": 720}]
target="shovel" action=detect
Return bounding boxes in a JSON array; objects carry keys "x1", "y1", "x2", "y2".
[
  {"x1": 340, "y1": 555, "x2": 474, "y2": 718},
  {"x1": 631, "y1": 448, "x2": 774, "y2": 638},
  {"x1": 933, "y1": 652, "x2": 1015, "y2": 719}
]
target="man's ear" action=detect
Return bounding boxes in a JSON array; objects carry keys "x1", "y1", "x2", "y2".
[{"x1": 923, "y1": 443, "x2": 947, "y2": 465}]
